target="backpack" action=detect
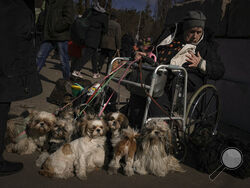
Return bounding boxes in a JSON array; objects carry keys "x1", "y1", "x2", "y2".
[
  {"x1": 46, "y1": 78, "x2": 92, "y2": 107},
  {"x1": 70, "y1": 10, "x2": 92, "y2": 46}
]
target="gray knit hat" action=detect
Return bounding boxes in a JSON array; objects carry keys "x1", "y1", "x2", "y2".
[{"x1": 183, "y1": 10, "x2": 206, "y2": 31}]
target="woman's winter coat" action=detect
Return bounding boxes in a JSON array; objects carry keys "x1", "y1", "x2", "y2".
[{"x1": 0, "y1": 0, "x2": 42, "y2": 102}]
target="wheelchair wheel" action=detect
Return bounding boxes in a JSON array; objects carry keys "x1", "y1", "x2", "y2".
[
  {"x1": 185, "y1": 84, "x2": 220, "y2": 141},
  {"x1": 170, "y1": 121, "x2": 187, "y2": 162}
]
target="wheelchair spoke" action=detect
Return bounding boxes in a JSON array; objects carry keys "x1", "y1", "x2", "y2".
[
  {"x1": 202, "y1": 110, "x2": 218, "y2": 120},
  {"x1": 204, "y1": 93, "x2": 216, "y2": 111}
]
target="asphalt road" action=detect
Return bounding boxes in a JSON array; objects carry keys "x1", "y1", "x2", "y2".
[{"x1": 1, "y1": 57, "x2": 249, "y2": 188}]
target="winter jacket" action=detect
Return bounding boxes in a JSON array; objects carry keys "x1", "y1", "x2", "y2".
[
  {"x1": 84, "y1": 8, "x2": 108, "y2": 49},
  {"x1": 0, "y1": 0, "x2": 42, "y2": 102},
  {"x1": 43, "y1": 0, "x2": 74, "y2": 41},
  {"x1": 154, "y1": 23, "x2": 225, "y2": 81},
  {"x1": 121, "y1": 33, "x2": 135, "y2": 57},
  {"x1": 100, "y1": 19, "x2": 121, "y2": 51}
]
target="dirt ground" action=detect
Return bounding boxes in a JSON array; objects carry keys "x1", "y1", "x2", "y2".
[{"x1": 1, "y1": 57, "x2": 250, "y2": 188}]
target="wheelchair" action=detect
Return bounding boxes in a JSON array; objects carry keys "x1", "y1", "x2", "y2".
[{"x1": 99, "y1": 57, "x2": 221, "y2": 161}]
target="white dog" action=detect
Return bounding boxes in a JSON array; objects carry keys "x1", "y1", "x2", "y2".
[
  {"x1": 133, "y1": 119, "x2": 184, "y2": 177},
  {"x1": 39, "y1": 116, "x2": 108, "y2": 180}
]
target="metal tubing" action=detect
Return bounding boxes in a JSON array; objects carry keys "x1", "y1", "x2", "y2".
[{"x1": 106, "y1": 59, "x2": 188, "y2": 132}]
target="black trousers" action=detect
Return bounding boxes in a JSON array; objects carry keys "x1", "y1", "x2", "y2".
[
  {"x1": 0, "y1": 102, "x2": 11, "y2": 161},
  {"x1": 75, "y1": 47, "x2": 98, "y2": 74},
  {"x1": 98, "y1": 48, "x2": 116, "y2": 74},
  {"x1": 128, "y1": 92, "x2": 170, "y2": 130}
]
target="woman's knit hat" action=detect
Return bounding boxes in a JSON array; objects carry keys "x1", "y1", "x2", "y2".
[{"x1": 182, "y1": 10, "x2": 206, "y2": 31}]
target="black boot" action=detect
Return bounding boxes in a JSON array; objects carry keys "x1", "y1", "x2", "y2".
[{"x1": 0, "y1": 160, "x2": 23, "y2": 176}]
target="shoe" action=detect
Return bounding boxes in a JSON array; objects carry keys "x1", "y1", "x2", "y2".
[
  {"x1": 72, "y1": 71, "x2": 84, "y2": 79},
  {"x1": 92, "y1": 73, "x2": 100, "y2": 79},
  {"x1": 0, "y1": 160, "x2": 23, "y2": 176}
]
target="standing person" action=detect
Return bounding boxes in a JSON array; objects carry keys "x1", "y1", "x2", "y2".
[
  {"x1": 72, "y1": 0, "x2": 108, "y2": 79},
  {"x1": 121, "y1": 32, "x2": 135, "y2": 57},
  {"x1": 35, "y1": 4, "x2": 45, "y2": 53},
  {"x1": 0, "y1": 0, "x2": 42, "y2": 176},
  {"x1": 98, "y1": 12, "x2": 121, "y2": 74},
  {"x1": 36, "y1": 0, "x2": 74, "y2": 80},
  {"x1": 128, "y1": 10, "x2": 225, "y2": 129}
]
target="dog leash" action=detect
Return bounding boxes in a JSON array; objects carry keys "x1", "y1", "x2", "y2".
[
  {"x1": 98, "y1": 60, "x2": 137, "y2": 117},
  {"x1": 55, "y1": 60, "x2": 127, "y2": 117},
  {"x1": 85, "y1": 61, "x2": 127, "y2": 105},
  {"x1": 78, "y1": 61, "x2": 129, "y2": 118},
  {"x1": 138, "y1": 61, "x2": 173, "y2": 120}
]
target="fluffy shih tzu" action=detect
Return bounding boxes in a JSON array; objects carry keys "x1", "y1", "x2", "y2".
[
  {"x1": 6, "y1": 110, "x2": 56, "y2": 155},
  {"x1": 39, "y1": 116, "x2": 108, "y2": 180},
  {"x1": 36, "y1": 117, "x2": 77, "y2": 168},
  {"x1": 133, "y1": 120, "x2": 184, "y2": 177},
  {"x1": 108, "y1": 126, "x2": 139, "y2": 176},
  {"x1": 36, "y1": 107, "x2": 76, "y2": 167},
  {"x1": 54, "y1": 106, "x2": 77, "y2": 142}
]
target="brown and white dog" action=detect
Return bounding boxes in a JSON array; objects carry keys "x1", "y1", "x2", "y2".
[
  {"x1": 35, "y1": 118, "x2": 77, "y2": 168},
  {"x1": 35, "y1": 107, "x2": 78, "y2": 167},
  {"x1": 6, "y1": 110, "x2": 56, "y2": 155},
  {"x1": 105, "y1": 112, "x2": 129, "y2": 147},
  {"x1": 133, "y1": 119, "x2": 184, "y2": 177},
  {"x1": 108, "y1": 126, "x2": 139, "y2": 176},
  {"x1": 39, "y1": 116, "x2": 108, "y2": 180}
]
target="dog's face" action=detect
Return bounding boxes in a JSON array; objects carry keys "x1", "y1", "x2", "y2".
[
  {"x1": 85, "y1": 118, "x2": 107, "y2": 138},
  {"x1": 28, "y1": 110, "x2": 56, "y2": 135},
  {"x1": 189, "y1": 125, "x2": 214, "y2": 147},
  {"x1": 106, "y1": 112, "x2": 129, "y2": 131},
  {"x1": 52, "y1": 119, "x2": 70, "y2": 140},
  {"x1": 143, "y1": 120, "x2": 171, "y2": 143},
  {"x1": 76, "y1": 112, "x2": 98, "y2": 137}
]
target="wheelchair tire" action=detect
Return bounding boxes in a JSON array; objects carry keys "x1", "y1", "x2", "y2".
[
  {"x1": 169, "y1": 121, "x2": 187, "y2": 162},
  {"x1": 185, "y1": 84, "x2": 221, "y2": 141}
]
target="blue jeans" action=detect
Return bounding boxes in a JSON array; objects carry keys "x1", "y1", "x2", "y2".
[{"x1": 36, "y1": 41, "x2": 70, "y2": 79}]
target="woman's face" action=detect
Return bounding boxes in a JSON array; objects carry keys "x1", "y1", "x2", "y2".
[{"x1": 183, "y1": 27, "x2": 203, "y2": 44}]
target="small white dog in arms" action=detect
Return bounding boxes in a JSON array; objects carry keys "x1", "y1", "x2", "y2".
[
  {"x1": 133, "y1": 119, "x2": 185, "y2": 177},
  {"x1": 39, "y1": 117, "x2": 108, "y2": 180}
]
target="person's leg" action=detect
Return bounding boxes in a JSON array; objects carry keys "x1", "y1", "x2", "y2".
[
  {"x1": 73, "y1": 47, "x2": 95, "y2": 71},
  {"x1": 91, "y1": 48, "x2": 99, "y2": 75},
  {"x1": 71, "y1": 47, "x2": 94, "y2": 79},
  {"x1": 187, "y1": 72, "x2": 204, "y2": 93},
  {"x1": 57, "y1": 41, "x2": 70, "y2": 79},
  {"x1": 0, "y1": 102, "x2": 23, "y2": 176},
  {"x1": 36, "y1": 41, "x2": 54, "y2": 72},
  {"x1": 98, "y1": 49, "x2": 108, "y2": 73},
  {"x1": 0, "y1": 102, "x2": 10, "y2": 161}
]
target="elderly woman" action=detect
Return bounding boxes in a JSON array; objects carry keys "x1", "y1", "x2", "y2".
[{"x1": 129, "y1": 10, "x2": 225, "y2": 129}]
